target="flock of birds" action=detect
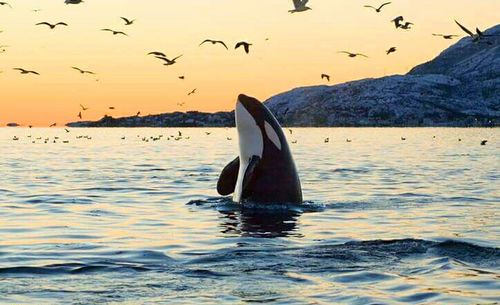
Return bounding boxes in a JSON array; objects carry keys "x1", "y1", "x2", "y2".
[
  {"x1": 0, "y1": 0, "x2": 495, "y2": 127},
  {"x1": 10, "y1": 128, "x2": 489, "y2": 147}
]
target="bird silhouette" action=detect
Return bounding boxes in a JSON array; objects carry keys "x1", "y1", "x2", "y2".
[
  {"x1": 178, "y1": 76, "x2": 185, "y2": 80},
  {"x1": 338, "y1": 51, "x2": 368, "y2": 58},
  {"x1": 72, "y1": 67, "x2": 95, "y2": 74},
  {"x1": 235, "y1": 41, "x2": 252, "y2": 54},
  {"x1": 155, "y1": 55, "x2": 182, "y2": 66},
  {"x1": 455, "y1": 20, "x2": 488, "y2": 42},
  {"x1": 120, "y1": 17, "x2": 135, "y2": 25},
  {"x1": 36, "y1": 22, "x2": 68, "y2": 29},
  {"x1": 65, "y1": 0, "x2": 83, "y2": 4},
  {"x1": 400, "y1": 22, "x2": 413, "y2": 30},
  {"x1": 101, "y1": 29, "x2": 127, "y2": 36},
  {"x1": 321, "y1": 74, "x2": 330, "y2": 82},
  {"x1": 109, "y1": 107, "x2": 115, "y2": 110},
  {"x1": 199, "y1": 39, "x2": 228, "y2": 50},
  {"x1": 80, "y1": 104, "x2": 89, "y2": 111},
  {"x1": 0, "y1": 2, "x2": 12, "y2": 8},
  {"x1": 480, "y1": 140, "x2": 488, "y2": 145},
  {"x1": 432, "y1": 33, "x2": 459, "y2": 40},
  {"x1": 177, "y1": 102, "x2": 185, "y2": 106},
  {"x1": 289, "y1": 0, "x2": 311, "y2": 13},
  {"x1": 13, "y1": 68, "x2": 39, "y2": 75},
  {"x1": 148, "y1": 51, "x2": 167, "y2": 57},
  {"x1": 78, "y1": 112, "x2": 82, "y2": 119},
  {"x1": 364, "y1": 2, "x2": 391, "y2": 13},
  {"x1": 391, "y1": 16, "x2": 404, "y2": 28},
  {"x1": 49, "y1": 123, "x2": 57, "y2": 127},
  {"x1": 187, "y1": 89, "x2": 197, "y2": 96},
  {"x1": 386, "y1": 47, "x2": 397, "y2": 55}
]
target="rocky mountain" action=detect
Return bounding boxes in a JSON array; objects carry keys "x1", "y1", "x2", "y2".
[{"x1": 68, "y1": 24, "x2": 499, "y2": 128}]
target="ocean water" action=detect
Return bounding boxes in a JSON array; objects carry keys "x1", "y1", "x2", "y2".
[{"x1": 0, "y1": 127, "x2": 498, "y2": 305}]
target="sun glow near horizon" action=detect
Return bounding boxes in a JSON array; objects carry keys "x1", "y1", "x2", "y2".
[{"x1": 0, "y1": 0, "x2": 498, "y2": 126}]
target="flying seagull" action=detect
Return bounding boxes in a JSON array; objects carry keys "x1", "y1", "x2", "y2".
[
  {"x1": 321, "y1": 74, "x2": 330, "y2": 82},
  {"x1": 49, "y1": 123, "x2": 57, "y2": 127},
  {"x1": 155, "y1": 55, "x2": 182, "y2": 66},
  {"x1": 391, "y1": 16, "x2": 404, "y2": 28},
  {"x1": 187, "y1": 88, "x2": 197, "y2": 96},
  {"x1": 338, "y1": 51, "x2": 368, "y2": 58},
  {"x1": 289, "y1": 0, "x2": 311, "y2": 13},
  {"x1": 65, "y1": 0, "x2": 83, "y2": 4},
  {"x1": 0, "y1": 2, "x2": 12, "y2": 8},
  {"x1": 148, "y1": 51, "x2": 167, "y2": 57},
  {"x1": 72, "y1": 67, "x2": 95, "y2": 74},
  {"x1": 432, "y1": 33, "x2": 459, "y2": 40},
  {"x1": 455, "y1": 20, "x2": 487, "y2": 42},
  {"x1": 101, "y1": 29, "x2": 127, "y2": 36},
  {"x1": 80, "y1": 104, "x2": 89, "y2": 111},
  {"x1": 120, "y1": 17, "x2": 135, "y2": 25},
  {"x1": 36, "y1": 22, "x2": 68, "y2": 29},
  {"x1": 400, "y1": 22, "x2": 413, "y2": 30},
  {"x1": 177, "y1": 102, "x2": 185, "y2": 106},
  {"x1": 364, "y1": 2, "x2": 391, "y2": 13},
  {"x1": 13, "y1": 68, "x2": 39, "y2": 75},
  {"x1": 199, "y1": 39, "x2": 228, "y2": 50},
  {"x1": 178, "y1": 76, "x2": 185, "y2": 80},
  {"x1": 78, "y1": 112, "x2": 82, "y2": 119},
  {"x1": 235, "y1": 41, "x2": 252, "y2": 54},
  {"x1": 386, "y1": 47, "x2": 397, "y2": 55}
]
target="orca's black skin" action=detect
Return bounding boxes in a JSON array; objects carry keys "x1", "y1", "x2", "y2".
[{"x1": 217, "y1": 94, "x2": 302, "y2": 204}]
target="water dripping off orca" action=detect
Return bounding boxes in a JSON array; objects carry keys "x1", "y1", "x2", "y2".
[{"x1": 217, "y1": 94, "x2": 302, "y2": 205}]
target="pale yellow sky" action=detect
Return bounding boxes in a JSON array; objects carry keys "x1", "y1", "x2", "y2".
[{"x1": 0, "y1": 0, "x2": 498, "y2": 126}]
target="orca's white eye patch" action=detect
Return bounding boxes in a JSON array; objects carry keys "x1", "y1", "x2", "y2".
[{"x1": 264, "y1": 121, "x2": 282, "y2": 150}]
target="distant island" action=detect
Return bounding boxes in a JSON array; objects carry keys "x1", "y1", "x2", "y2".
[{"x1": 67, "y1": 25, "x2": 499, "y2": 128}]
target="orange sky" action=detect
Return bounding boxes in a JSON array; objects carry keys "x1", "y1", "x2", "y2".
[{"x1": 0, "y1": 0, "x2": 498, "y2": 126}]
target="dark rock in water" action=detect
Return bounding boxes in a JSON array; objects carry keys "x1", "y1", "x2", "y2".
[
  {"x1": 67, "y1": 25, "x2": 499, "y2": 128},
  {"x1": 6, "y1": 123, "x2": 20, "y2": 127}
]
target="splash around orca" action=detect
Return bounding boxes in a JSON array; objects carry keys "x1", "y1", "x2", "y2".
[{"x1": 217, "y1": 94, "x2": 302, "y2": 204}]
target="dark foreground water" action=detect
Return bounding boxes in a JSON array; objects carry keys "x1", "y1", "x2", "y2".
[{"x1": 0, "y1": 128, "x2": 498, "y2": 304}]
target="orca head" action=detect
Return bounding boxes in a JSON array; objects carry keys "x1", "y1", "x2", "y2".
[{"x1": 236, "y1": 94, "x2": 284, "y2": 158}]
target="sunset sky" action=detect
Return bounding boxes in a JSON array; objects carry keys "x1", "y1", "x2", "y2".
[{"x1": 0, "y1": 0, "x2": 498, "y2": 126}]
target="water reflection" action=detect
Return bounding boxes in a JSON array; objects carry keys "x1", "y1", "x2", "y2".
[{"x1": 218, "y1": 209, "x2": 302, "y2": 238}]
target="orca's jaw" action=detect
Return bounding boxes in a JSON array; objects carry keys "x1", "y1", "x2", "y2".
[{"x1": 233, "y1": 99, "x2": 264, "y2": 203}]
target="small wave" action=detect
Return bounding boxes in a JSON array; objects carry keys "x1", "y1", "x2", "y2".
[{"x1": 187, "y1": 197, "x2": 325, "y2": 213}]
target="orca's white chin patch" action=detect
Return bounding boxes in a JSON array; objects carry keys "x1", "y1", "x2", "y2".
[{"x1": 234, "y1": 99, "x2": 264, "y2": 203}]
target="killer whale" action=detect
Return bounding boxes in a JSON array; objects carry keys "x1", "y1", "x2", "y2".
[{"x1": 217, "y1": 94, "x2": 302, "y2": 204}]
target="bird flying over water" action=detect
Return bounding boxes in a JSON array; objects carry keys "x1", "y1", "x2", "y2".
[
  {"x1": 432, "y1": 33, "x2": 459, "y2": 40},
  {"x1": 13, "y1": 68, "x2": 39, "y2": 75},
  {"x1": 289, "y1": 0, "x2": 311, "y2": 13},
  {"x1": 187, "y1": 88, "x2": 197, "y2": 96},
  {"x1": 101, "y1": 29, "x2": 127, "y2": 36},
  {"x1": 0, "y1": 2, "x2": 12, "y2": 8},
  {"x1": 386, "y1": 47, "x2": 397, "y2": 55},
  {"x1": 72, "y1": 67, "x2": 95, "y2": 74},
  {"x1": 400, "y1": 22, "x2": 413, "y2": 30},
  {"x1": 78, "y1": 112, "x2": 82, "y2": 119},
  {"x1": 199, "y1": 39, "x2": 228, "y2": 50},
  {"x1": 36, "y1": 22, "x2": 68, "y2": 29},
  {"x1": 338, "y1": 51, "x2": 368, "y2": 58},
  {"x1": 120, "y1": 17, "x2": 135, "y2": 25},
  {"x1": 155, "y1": 55, "x2": 182, "y2": 66},
  {"x1": 65, "y1": 0, "x2": 83, "y2": 4},
  {"x1": 178, "y1": 76, "x2": 185, "y2": 80},
  {"x1": 321, "y1": 74, "x2": 330, "y2": 82},
  {"x1": 80, "y1": 104, "x2": 89, "y2": 111},
  {"x1": 364, "y1": 2, "x2": 391, "y2": 13},
  {"x1": 235, "y1": 41, "x2": 252, "y2": 54},
  {"x1": 49, "y1": 123, "x2": 57, "y2": 127}
]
